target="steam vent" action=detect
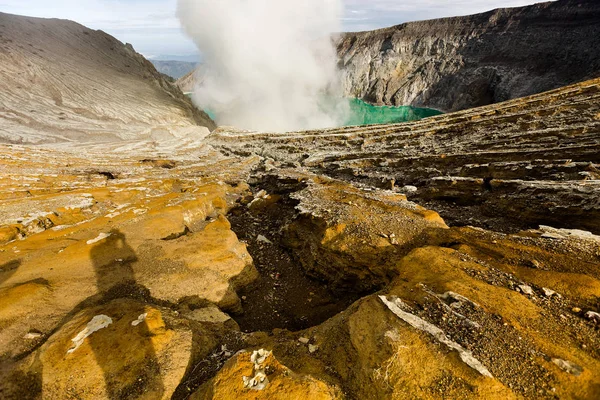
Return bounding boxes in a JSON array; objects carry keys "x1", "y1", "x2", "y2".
[{"x1": 1, "y1": 1, "x2": 600, "y2": 399}]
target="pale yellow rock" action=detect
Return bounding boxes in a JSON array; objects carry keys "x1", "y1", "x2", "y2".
[{"x1": 191, "y1": 350, "x2": 343, "y2": 400}]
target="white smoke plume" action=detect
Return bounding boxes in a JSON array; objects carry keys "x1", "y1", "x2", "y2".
[{"x1": 177, "y1": 0, "x2": 347, "y2": 132}]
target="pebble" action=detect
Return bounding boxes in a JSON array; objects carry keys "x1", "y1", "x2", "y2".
[
  {"x1": 572, "y1": 307, "x2": 582, "y2": 313},
  {"x1": 308, "y1": 344, "x2": 319, "y2": 353},
  {"x1": 585, "y1": 311, "x2": 600, "y2": 324},
  {"x1": 298, "y1": 337, "x2": 309, "y2": 344},
  {"x1": 256, "y1": 235, "x2": 273, "y2": 244},
  {"x1": 551, "y1": 358, "x2": 583, "y2": 376},
  {"x1": 518, "y1": 285, "x2": 534, "y2": 295},
  {"x1": 23, "y1": 332, "x2": 42, "y2": 340}
]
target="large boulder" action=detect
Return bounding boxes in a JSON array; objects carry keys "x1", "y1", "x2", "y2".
[
  {"x1": 192, "y1": 349, "x2": 343, "y2": 400},
  {"x1": 284, "y1": 175, "x2": 447, "y2": 290}
]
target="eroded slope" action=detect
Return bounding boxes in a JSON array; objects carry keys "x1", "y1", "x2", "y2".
[{"x1": 0, "y1": 12, "x2": 214, "y2": 144}]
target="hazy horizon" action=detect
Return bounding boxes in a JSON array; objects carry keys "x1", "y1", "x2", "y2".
[{"x1": 0, "y1": 0, "x2": 550, "y2": 59}]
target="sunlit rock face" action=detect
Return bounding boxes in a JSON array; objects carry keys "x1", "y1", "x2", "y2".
[{"x1": 338, "y1": 0, "x2": 600, "y2": 112}]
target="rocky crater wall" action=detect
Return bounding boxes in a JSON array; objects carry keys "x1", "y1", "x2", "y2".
[{"x1": 337, "y1": 0, "x2": 600, "y2": 112}]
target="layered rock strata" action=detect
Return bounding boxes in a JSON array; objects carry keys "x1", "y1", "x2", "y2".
[{"x1": 210, "y1": 78, "x2": 600, "y2": 235}]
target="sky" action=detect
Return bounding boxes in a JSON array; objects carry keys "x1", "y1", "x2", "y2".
[{"x1": 0, "y1": 0, "x2": 548, "y2": 59}]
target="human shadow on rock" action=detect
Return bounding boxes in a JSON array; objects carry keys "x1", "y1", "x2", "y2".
[{"x1": 88, "y1": 229, "x2": 165, "y2": 399}]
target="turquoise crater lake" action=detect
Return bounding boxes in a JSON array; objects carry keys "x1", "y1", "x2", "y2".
[
  {"x1": 344, "y1": 98, "x2": 442, "y2": 126},
  {"x1": 184, "y1": 94, "x2": 442, "y2": 128}
]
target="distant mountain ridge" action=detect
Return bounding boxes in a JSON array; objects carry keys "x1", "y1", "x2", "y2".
[
  {"x1": 337, "y1": 0, "x2": 600, "y2": 112},
  {"x1": 147, "y1": 54, "x2": 202, "y2": 63},
  {"x1": 150, "y1": 60, "x2": 198, "y2": 79}
]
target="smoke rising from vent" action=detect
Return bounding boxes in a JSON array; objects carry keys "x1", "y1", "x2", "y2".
[{"x1": 177, "y1": 0, "x2": 347, "y2": 132}]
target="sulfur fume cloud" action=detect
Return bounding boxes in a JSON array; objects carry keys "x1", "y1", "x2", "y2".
[{"x1": 177, "y1": 0, "x2": 347, "y2": 132}]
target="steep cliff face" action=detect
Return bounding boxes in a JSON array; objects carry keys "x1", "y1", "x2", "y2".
[
  {"x1": 0, "y1": 13, "x2": 215, "y2": 144},
  {"x1": 337, "y1": 0, "x2": 600, "y2": 112}
]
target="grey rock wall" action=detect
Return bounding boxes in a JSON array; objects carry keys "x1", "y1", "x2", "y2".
[{"x1": 337, "y1": 0, "x2": 600, "y2": 112}]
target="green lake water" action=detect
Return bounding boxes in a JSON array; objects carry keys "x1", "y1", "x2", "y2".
[
  {"x1": 344, "y1": 98, "x2": 442, "y2": 126},
  {"x1": 185, "y1": 93, "x2": 442, "y2": 127}
]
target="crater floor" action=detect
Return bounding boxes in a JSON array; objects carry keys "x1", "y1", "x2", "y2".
[{"x1": 0, "y1": 79, "x2": 599, "y2": 400}]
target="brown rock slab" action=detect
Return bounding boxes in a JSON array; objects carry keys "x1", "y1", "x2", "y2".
[
  {"x1": 39, "y1": 299, "x2": 192, "y2": 399},
  {"x1": 284, "y1": 174, "x2": 448, "y2": 290},
  {"x1": 191, "y1": 350, "x2": 343, "y2": 400}
]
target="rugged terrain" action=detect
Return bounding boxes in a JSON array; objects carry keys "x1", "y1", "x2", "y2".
[
  {"x1": 0, "y1": 12, "x2": 214, "y2": 144},
  {"x1": 211, "y1": 79, "x2": 600, "y2": 235},
  {"x1": 1, "y1": 77, "x2": 599, "y2": 399},
  {"x1": 1, "y1": 9, "x2": 600, "y2": 400},
  {"x1": 337, "y1": 0, "x2": 600, "y2": 112}
]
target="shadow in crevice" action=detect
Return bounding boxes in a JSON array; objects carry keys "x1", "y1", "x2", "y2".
[
  {"x1": 0, "y1": 259, "x2": 21, "y2": 286},
  {"x1": 228, "y1": 179, "x2": 366, "y2": 333}
]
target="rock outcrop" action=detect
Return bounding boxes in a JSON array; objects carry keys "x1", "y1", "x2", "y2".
[
  {"x1": 337, "y1": 0, "x2": 600, "y2": 112},
  {"x1": 39, "y1": 299, "x2": 193, "y2": 399},
  {"x1": 210, "y1": 78, "x2": 600, "y2": 235},
  {"x1": 0, "y1": 12, "x2": 215, "y2": 144},
  {"x1": 192, "y1": 349, "x2": 343, "y2": 399}
]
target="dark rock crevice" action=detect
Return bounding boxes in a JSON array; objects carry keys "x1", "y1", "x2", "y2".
[{"x1": 227, "y1": 176, "x2": 366, "y2": 333}]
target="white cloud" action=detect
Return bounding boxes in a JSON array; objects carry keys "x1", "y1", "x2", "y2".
[
  {"x1": 342, "y1": 0, "x2": 552, "y2": 31},
  {"x1": 0, "y1": 0, "x2": 549, "y2": 55},
  {"x1": 0, "y1": 0, "x2": 196, "y2": 55}
]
